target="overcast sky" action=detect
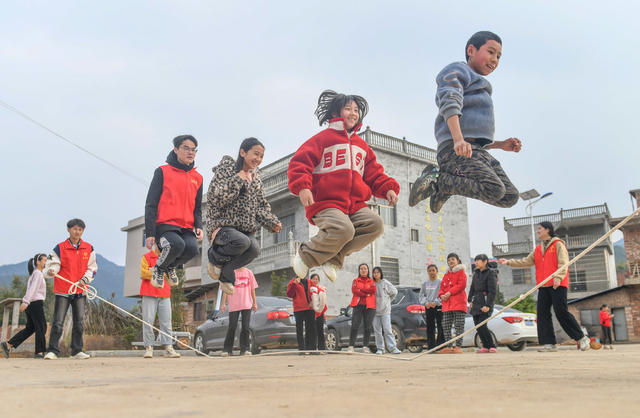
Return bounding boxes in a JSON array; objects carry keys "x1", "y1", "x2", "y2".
[{"x1": 1, "y1": 1, "x2": 637, "y2": 265}]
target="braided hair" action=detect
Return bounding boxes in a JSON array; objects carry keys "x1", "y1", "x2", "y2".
[{"x1": 314, "y1": 90, "x2": 369, "y2": 127}]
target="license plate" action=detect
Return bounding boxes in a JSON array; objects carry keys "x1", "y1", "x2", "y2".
[{"x1": 525, "y1": 320, "x2": 534, "y2": 326}]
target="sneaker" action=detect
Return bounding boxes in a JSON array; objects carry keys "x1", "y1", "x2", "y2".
[
  {"x1": 408, "y1": 163, "x2": 439, "y2": 207},
  {"x1": 437, "y1": 347, "x2": 453, "y2": 354},
  {"x1": 293, "y1": 253, "x2": 309, "y2": 279},
  {"x1": 240, "y1": 351, "x2": 252, "y2": 356},
  {"x1": 165, "y1": 345, "x2": 181, "y2": 358},
  {"x1": 166, "y1": 267, "x2": 179, "y2": 287},
  {"x1": 220, "y1": 352, "x2": 230, "y2": 357},
  {"x1": 143, "y1": 346, "x2": 153, "y2": 359},
  {"x1": 609, "y1": 345, "x2": 614, "y2": 350},
  {"x1": 72, "y1": 352, "x2": 90, "y2": 360},
  {"x1": 43, "y1": 352, "x2": 58, "y2": 360},
  {"x1": 360, "y1": 347, "x2": 372, "y2": 354},
  {"x1": 488, "y1": 347, "x2": 498, "y2": 353},
  {"x1": 451, "y1": 346, "x2": 464, "y2": 354},
  {"x1": 34, "y1": 353, "x2": 44, "y2": 359},
  {"x1": 1, "y1": 341, "x2": 9, "y2": 358},
  {"x1": 375, "y1": 349, "x2": 384, "y2": 355},
  {"x1": 151, "y1": 266, "x2": 165, "y2": 289},
  {"x1": 476, "y1": 348, "x2": 490, "y2": 354},
  {"x1": 220, "y1": 281, "x2": 235, "y2": 295},
  {"x1": 346, "y1": 346, "x2": 355, "y2": 353},
  {"x1": 579, "y1": 336, "x2": 591, "y2": 351},
  {"x1": 537, "y1": 344, "x2": 557, "y2": 352},
  {"x1": 321, "y1": 263, "x2": 339, "y2": 282},
  {"x1": 207, "y1": 262, "x2": 221, "y2": 281},
  {"x1": 429, "y1": 190, "x2": 452, "y2": 214},
  {"x1": 390, "y1": 348, "x2": 402, "y2": 355}
]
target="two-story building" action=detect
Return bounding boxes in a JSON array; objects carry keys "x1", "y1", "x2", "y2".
[
  {"x1": 122, "y1": 127, "x2": 471, "y2": 328},
  {"x1": 492, "y1": 204, "x2": 617, "y2": 301}
]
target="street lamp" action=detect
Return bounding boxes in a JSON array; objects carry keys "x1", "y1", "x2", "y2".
[{"x1": 521, "y1": 190, "x2": 553, "y2": 250}]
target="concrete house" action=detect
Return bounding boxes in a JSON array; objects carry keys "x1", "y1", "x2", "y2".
[{"x1": 121, "y1": 128, "x2": 471, "y2": 327}]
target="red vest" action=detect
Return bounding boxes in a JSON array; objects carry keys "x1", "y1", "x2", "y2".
[
  {"x1": 54, "y1": 239, "x2": 93, "y2": 294},
  {"x1": 156, "y1": 164, "x2": 203, "y2": 230},
  {"x1": 350, "y1": 277, "x2": 376, "y2": 309},
  {"x1": 139, "y1": 251, "x2": 171, "y2": 298},
  {"x1": 534, "y1": 240, "x2": 569, "y2": 288}
]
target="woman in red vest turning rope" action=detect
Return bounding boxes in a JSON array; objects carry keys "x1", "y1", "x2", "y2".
[{"x1": 499, "y1": 221, "x2": 590, "y2": 352}]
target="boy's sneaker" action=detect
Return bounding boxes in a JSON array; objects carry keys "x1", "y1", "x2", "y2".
[
  {"x1": 1, "y1": 341, "x2": 9, "y2": 358},
  {"x1": 375, "y1": 349, "x2": 384, "y2": 355},
  {"x1": 537, "y1": 344, "x2": 557, "y2": 352},
  {"x1": 143, "y1": 346, "x2": 153, "y2": 359},
  {"x1": 346, "y1": 346, "x2": 355, "y2": 353},
  {"x1": 579, "y1": 336, "x2": 591, "y2": 351},
  {"x1": 166, "y1": 267, "x2": 179, "y2": 287},
  {"x1": 321, "y1": 263, "x2": 339, "y2": 282},
  {"x1": 43, "y1": 352, "x2": 58, "y2": 360},
  {"x1": 240, "y1": 351, "x2": 252, "y2": 356},
  {"x1": 409, "y1": 163, "x2": 439, "y2": 207},
  {"x1": 165, "y1": 345, "x2": 181, "y2": 358},
  {"x1": 220, "y1": 282, "x2": 235, "y2": 295},
  {"x1": 207, "y1": 262, "x2": 221, "y2": 281},
  {"x1": 390, "y1": 348, "x2": 402, "y2": 354},
  {"x1": 72, "y1": 352, "x2": 90, "y2": 360},
  {"x1": 34, "y1": 353, "x2": 45, "y2": 359},
  {"x1": 151, "y1": 266, "x2": 165, "y2": 289},
  {"x1": 220, "y1": 352, "x2": 230, "y2": 358},
  {"x1": 429, "y1": 190, "x2": 452, "y2": 214},
  {"x1": 293, "y1": 253, "x2": 309, "y2": 279}
]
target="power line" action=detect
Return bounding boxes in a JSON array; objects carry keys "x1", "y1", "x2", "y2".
[{"x1": 0, "y1": 98, "x2": 148, "y2": 186}]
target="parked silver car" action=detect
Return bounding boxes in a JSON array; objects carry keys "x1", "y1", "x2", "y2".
[{"x1": 460, "y1": 305, "x2": 537, "y2": 351}]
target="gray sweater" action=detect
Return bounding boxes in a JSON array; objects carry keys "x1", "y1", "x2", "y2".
[
  {"x1": 419, "y1": 278, "x2": 442, "y2": 306},
  {"x1": 434, "y1": 61, "x2": 494, "y2": 150},
  {"x1": 375, "y1": 279, "x2": 398, "y2": 315}
]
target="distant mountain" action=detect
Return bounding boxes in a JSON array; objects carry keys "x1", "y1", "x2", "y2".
[
  {"x1": 614, "y1": 238, "x2": 626, "y2": 265},
  {"x1": 0, "y1": 254, "x2": 136, "y2": 310}
]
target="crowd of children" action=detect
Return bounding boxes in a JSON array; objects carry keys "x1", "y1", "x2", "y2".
[{"x1": 3, "y1": 31, "x2": 614, "y2": 360}]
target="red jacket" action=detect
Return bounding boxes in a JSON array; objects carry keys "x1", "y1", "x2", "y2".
[
  {"x1": 139, "y1": 250, "x2": 171, "y2": 298},
  {"x1": 439, "y1": 264, "x2": 467, "y2": 313},
  {"x1": 287, "y1": 279, "x2": 311, "y2": 312},
  {"x1": 53, "y1": 239, "x2": 96, "y2": 295},
  {"x1": 534, "y1": 239, "x2": 569, "y2": 288},
  {"x1": 287, "y1": 118, "x2": 400, "y2": 223},
  {"x1": 156, "y1": 163, "x2": 203, "y2": 229},
  {"x1": 600, "y1": 310, "x2": 612, "y2": 327},
  {"x1": 350, "y1": 277, "x2": 376, "y2": 309}
]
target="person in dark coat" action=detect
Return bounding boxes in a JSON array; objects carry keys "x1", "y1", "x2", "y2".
[{"x1": 468, "y1": 254, "x2": 497, "y2": 353}]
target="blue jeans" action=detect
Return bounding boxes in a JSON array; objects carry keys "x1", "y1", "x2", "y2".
[
  {"x1": 48, "y1": 294, "x2": 86, "y2": 355},
  {"x1": 373, "y1": 314, "x2": 397, "y2": 352}
]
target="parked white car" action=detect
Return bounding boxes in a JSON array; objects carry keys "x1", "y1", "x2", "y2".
[{"x1": 459, "y1": 305, "x2": 537, "y2": 351}]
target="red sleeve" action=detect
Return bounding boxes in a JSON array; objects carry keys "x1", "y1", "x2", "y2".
[
  {"x1": 286, "y1": 280, "x2": 297, "y2": 298},
  {"x1": 448, "y1": 271, "x2": 467, "y2": 296},
  {"x1": 287, "y1": 135, "x2": 323, "y2": 196},
  {"x1": 361, "y1": 143, "x2": 400, "y2": 199},
  {"x1": 438, "y1": 276, "x2": 448, "y2": 297},
  {"x1": 362, "y1": 280, "x2": 377, "y2": 295},
  {"x1": 351, "y1": 279, "x2": 365, "y2": 297}
]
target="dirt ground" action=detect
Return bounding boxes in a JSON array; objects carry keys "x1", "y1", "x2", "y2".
[{"x1": 2, "y1": 345, "x2": 639, "y2": 418}]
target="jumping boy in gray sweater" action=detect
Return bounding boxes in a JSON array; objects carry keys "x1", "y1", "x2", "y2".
[{"x1": 409, "y1": 31, "x2": 522, "y2": 213}]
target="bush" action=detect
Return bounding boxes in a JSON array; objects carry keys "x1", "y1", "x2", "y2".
[{"x1": 505, "y1": 294, "x2": 536, "y2": 314}]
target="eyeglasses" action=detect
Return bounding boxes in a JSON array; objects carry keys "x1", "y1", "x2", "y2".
[{"x1": 180, "y1": 146, "x2": 198, "y2": 153}]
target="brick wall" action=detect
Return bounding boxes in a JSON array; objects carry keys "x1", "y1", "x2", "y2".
[{"x1": 185, "y1": 288, "x2": 219, "y2": 331}]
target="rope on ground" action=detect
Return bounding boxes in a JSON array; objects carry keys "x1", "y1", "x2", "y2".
[
  {"x1": 54, "y1": 273, "x2": 213, "y2": 358},
  {"x1": 405, "y1": 205, "x2": 640, "y2": 362}
]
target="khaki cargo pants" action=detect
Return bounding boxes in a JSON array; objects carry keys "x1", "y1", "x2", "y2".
[{"x1": 298, "y1": 207, "x2": 383, "y2": 269}]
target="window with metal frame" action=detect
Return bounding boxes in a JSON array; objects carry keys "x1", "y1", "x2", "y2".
[
  {"x1": 275, "y1": 214, "x2": 295, "y2": 243},
  {"x1": 380, "y1": 256, "x2": 400, "y2": 285}
]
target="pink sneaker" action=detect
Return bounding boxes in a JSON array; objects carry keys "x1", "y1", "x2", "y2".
[
  {"x1": 476, "y1": 348, "x2": 490, "y2": 353},
  {"x1": 489, "y1": 347, "x2": 498, "y2": 353}
]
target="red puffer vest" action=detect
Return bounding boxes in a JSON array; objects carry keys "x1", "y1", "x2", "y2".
[{"x1": 534, "y1": 239, "x2": 569, "y2": 288}]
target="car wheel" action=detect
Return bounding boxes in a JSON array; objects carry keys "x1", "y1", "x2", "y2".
[
  {"x1": 391, "y1": 324, "x2": 405, "y2": 351},
  {"x1": 194, "y1": 333, "x2": 206, "y2": 356},
  {"x1": 507, "y1": 341, "x2": 527, "y2": 351},
  {"x1": 474, "y1": 331, "x2": 498, "y2": 348},
  {"x1": 407, "y1": 344, "x2": 423, "y2": 353},
  {"x1": 249, "y1": 330, "x2": 261, "y2": 355},
  {"x1": 326, "y1": 328, "x2": 341, "y2": 351}
]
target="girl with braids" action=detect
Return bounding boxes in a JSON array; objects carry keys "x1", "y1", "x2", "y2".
[
  {"x1": 2, "y1": 254, "x2": 48, "y2": 359},
  {"x1": 206, "y1": 138, "x2": 282, "y2": 295},
  {"x1": 288, "y1": 90, "x2": 400, "y2": 281}
]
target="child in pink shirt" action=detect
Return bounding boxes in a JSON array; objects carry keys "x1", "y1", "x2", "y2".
[{"x1": 220, "y1": 268, "x2": 258, "y2": 356}]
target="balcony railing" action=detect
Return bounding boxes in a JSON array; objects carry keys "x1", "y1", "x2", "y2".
[
  {"x1": 504, "y1": 204, "x2": 610, "y2": 228},
  {"x1": 361, "y1": 128, "x2": 437, "y2": 163},
  {"x1": 260, "y1": 155, "x2": 293, "y2": 178},
  {"x1": 250, "y1": 231, "x2": 301, "y2": 266},
  {"x1": 492, "y1": 234, "x2": 611, "y2": 256},
  {"x1": 262, "y1": 171, "x2": 289, "y2": 196}
]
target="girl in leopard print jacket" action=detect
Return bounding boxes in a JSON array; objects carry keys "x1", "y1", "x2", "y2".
[{"x1": 205, "y1": 138, "x2": 282, "y2": 289}]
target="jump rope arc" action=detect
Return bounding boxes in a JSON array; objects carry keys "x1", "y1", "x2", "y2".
[{"x1": 54, "y1": 273, "x2": 213, "y2": 358}]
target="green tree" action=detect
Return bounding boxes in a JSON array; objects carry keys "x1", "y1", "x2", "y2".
[
  {"x1": 270, "y1": 270, "x2": 288, "y2": 297},
  {"x1": 494, "y1": 286, "x2": 505, "y2": 305},
  {"x1": 505, "y1": 294, "x2": 537, "y2": 314}
]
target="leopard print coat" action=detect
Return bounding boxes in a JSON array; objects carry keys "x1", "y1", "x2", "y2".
[{"x1": 205, "y1": 156, "x2": 279, "y2": 235}]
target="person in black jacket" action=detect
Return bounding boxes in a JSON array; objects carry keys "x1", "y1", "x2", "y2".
[{"x1": 468, "y1": 254, "x2": 497, "y2": 353}]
